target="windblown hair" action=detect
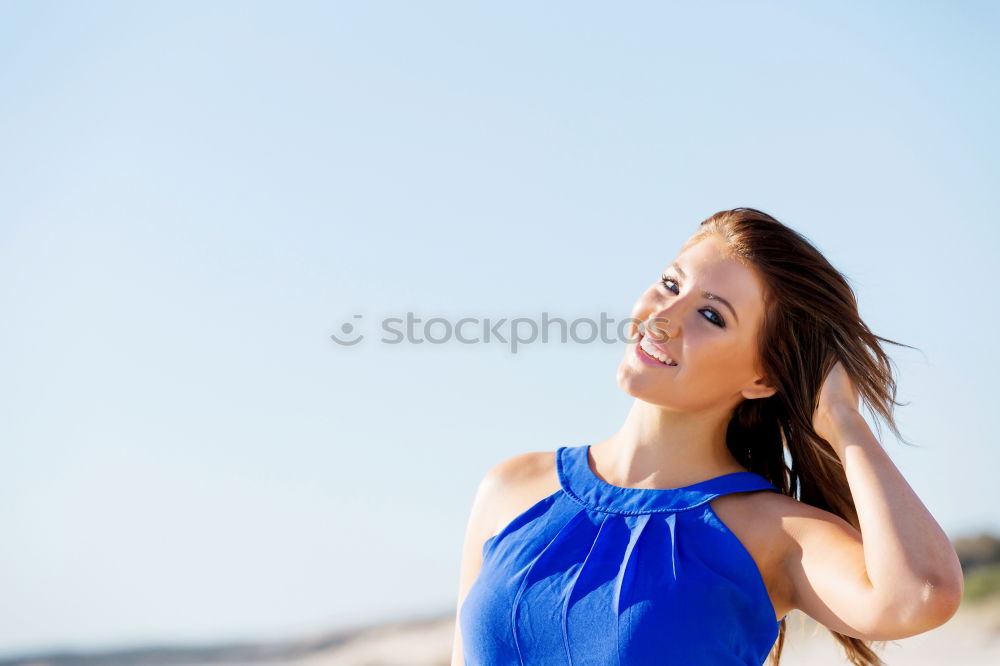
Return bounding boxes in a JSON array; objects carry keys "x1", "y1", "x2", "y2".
[{"x1": 686, "y1": 208, "x2": 916, "y2": 666}]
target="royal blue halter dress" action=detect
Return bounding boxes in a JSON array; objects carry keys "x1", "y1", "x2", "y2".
[{"x1": 459, "y1": 444, "x2": 786, "y2": 665}]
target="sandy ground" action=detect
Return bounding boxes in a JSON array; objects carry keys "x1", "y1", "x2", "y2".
[{"x1": 6, "y1": 599, "x2": 997, "y2": 666}]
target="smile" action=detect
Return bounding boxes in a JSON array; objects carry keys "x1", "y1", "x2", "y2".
[{"x1": 637, "y1": 334, "x2": 678, "y2": 367}]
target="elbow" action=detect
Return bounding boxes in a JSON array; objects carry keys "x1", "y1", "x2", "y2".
[
  {"x1": 890, "y1": 575, "x2": 965, "y2": 636},
  {"x1": 924, "y1": 574, "x2": 964, "y2": 625}
]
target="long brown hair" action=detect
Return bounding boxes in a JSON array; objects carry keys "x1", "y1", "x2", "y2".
[{"x1": 685, "y1": 207, "x2": 917, "y2": 666}]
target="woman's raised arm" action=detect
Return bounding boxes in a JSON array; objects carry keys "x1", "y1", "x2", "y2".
[{"x1": 782, "y1": 362, "x2": 964, "y2": 640}]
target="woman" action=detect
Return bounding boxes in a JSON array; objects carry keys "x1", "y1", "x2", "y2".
[{"x1": 450, "y1": 207, "x2": 963, "y2": 666}]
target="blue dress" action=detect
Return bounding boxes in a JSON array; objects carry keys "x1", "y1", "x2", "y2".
[{"x1": 459, "y1": 443, "x2": 786, "y2": 665}]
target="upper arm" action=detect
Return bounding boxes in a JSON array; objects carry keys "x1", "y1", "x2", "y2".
[{"x1": 782, "y1": 502, "x2": 947, "y2": 641}]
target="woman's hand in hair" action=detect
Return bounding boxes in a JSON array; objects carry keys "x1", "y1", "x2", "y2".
[{"x1": 812, "y1": 359, "x2": 861, "y2": 447}]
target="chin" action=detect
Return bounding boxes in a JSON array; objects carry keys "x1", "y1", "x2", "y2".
[{"x1": 616, "y1": 366, "x2": 669, "y2": 403}]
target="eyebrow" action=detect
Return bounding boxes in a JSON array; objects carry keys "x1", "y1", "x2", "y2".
[{"x1": 669, "y1": 262, "x2": 740, "y2": 325}]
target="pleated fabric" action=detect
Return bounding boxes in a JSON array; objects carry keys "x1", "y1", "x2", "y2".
[{"x1": 459, "y1": 444, "x2": 786, "y2": 666}]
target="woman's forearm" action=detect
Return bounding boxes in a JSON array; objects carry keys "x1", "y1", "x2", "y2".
[{"x1": 824, "y1": 407, "x2": 964, "y2": 623}]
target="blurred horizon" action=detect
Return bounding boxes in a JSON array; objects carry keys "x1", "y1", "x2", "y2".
[{"x1": 2, "y1": 0, "x2": 998, "y2": 658}]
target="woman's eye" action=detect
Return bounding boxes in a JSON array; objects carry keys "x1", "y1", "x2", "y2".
[
  {"x1": 658, "y1": 274, "x2": 726, "y2": 328},
  {"x1": 702, "y1": 309, "x2": 724, "y2": 327},
  {"x1": 660, "y1": 275, "x2": 679, "y2": 293}
]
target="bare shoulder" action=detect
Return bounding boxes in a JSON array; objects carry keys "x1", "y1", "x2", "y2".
[
  {"x1": 483, "y1": 449, "x2": 558, "y2": 486},
  {"x1": 708, "y1": 485, "x2": 860, "y2": 622},
  {"x1": 725, "y1": 487, "x2": 861, "y2": 552},
  {"x1": 763, "y1": 489, "x2": 869, "y2": 577},
  {"x1": 479, "y1": 449, "x2": 562, "y2": 538},
  {"x1": 758, "y1": 489, "x2": 863, "y2": 540},
  {"x1": 720, "y1": 483, "x2": 856, "y2": 525}
]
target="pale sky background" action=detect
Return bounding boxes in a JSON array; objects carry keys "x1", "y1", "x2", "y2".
[{"x1": 1, "y1": 0, "x2": 998, "y2": 658}]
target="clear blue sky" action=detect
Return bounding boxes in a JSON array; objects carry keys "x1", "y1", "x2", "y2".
[{"x1": 1, "y1": 0, "x2": 997, "y2": 657}]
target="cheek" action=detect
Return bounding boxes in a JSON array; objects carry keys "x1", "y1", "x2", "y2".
[{"x1": 680, "y1": 337, "x2": 748, "y2": 382}]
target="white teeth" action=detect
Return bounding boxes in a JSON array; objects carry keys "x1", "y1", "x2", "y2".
[{"x1": 640, "y1": 335, "x2": 677, "y2": 365}]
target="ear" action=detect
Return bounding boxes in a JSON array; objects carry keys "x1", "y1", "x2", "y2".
[{"x1": 741, "y1": 375, "x2": 777, "y2": 400}]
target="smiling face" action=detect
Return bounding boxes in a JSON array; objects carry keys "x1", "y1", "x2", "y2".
[{"x1": 617, "y1": 233, "x2": 777, "y2": 412}]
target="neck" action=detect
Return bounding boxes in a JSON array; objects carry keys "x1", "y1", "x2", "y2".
[{"x1": 591, "y1": 399, "x2": 746, "y2": 489}]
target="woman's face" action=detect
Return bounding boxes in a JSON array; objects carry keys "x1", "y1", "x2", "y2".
[{"x1": 617, "y1": 234, "x2": 776, "y2": 412}]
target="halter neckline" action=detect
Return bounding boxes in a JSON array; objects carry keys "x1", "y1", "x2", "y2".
[{"x1": 557, "y1": 444, "x2": 779, "y2": 515}]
